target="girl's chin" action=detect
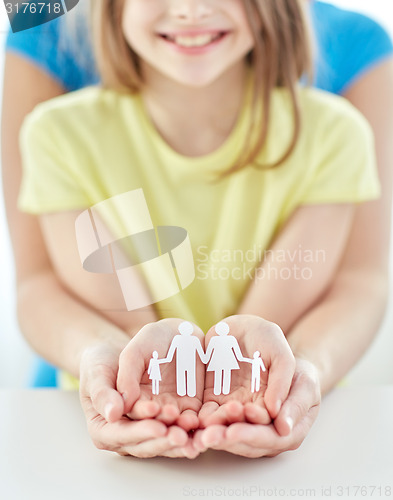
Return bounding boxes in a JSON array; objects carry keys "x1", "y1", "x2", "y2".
[{"x1": 165, "y1": 70, "x2": 229, "y2": 89}]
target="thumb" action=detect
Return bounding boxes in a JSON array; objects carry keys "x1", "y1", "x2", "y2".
[
  {"x1": 86, "y1": 367, "x2": 125, "y2": 423},
  {"x1": 264, "y1": 349, "x2": 296, "y2": 419},
  {"x1": 116, "y1": 339, "x2": 145, "y2": 414},
  {"x1": 274, "y1": 360, "x2": 321, "y2": 436}
]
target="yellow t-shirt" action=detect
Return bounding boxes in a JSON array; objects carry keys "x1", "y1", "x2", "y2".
[{"x1": 19, "y1": 85, "x2": 379, "y2": 388}]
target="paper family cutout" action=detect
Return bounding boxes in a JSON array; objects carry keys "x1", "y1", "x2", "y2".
[{"x1": 148, "y1": 321, "x2": 266, "y2": 396}]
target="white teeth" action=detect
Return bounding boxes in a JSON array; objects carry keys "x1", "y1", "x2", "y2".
[{"x1": 169, "y1": 33, "x2": 221, "y2": 48}]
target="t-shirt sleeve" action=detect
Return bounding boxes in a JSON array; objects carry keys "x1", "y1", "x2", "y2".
[
  {"x1": 301, "y1": 101, "x2": 380, "y2": 205},
  {"x1": 5, "y1": 17, "x2": 99, "y2": 92},
  {"x1": 18, "y1": 107, "x2": 90, "y2": 214},
  {"x1": 336, "y1": 12, "x2": 393, "y2": 94},
  {"x1": 311, "y1": 3, "x2": 393, "y2": 95}
]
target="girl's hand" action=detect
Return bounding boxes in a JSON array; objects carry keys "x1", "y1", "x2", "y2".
[
  {"x1": 116, "y1": 318, "x2": 206, "y2": 458},
  {"x1": 195, "y1": 357, "x2": 321, "y2": 457},
  {"x1": 198, "y1": 315, "x2": 296, "y2": 430},
  {"x1": 79, "y1": 341, "x2": 193, "y2": 458}
]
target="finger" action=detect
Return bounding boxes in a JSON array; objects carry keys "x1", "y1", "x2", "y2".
[
  {"x1": 211, "y1": 439, "x2": 268, "y2": 458},
  {"x1": 274, "y1": 371, "x2": 321, "y2": 437},
  {"x1": 116, "y1": 340, "x2": 146, "y2": 413},
  {"x1": 193, "y1": 429, "x2": 209, "y2": 453},
  {"x1": 208, "y1": 423, "x2": 272, "y2": 457},
  {"x1": 198, "y1": 401, "x2": 219, "y2": 428},
  {"x1": 198, "y1": 425, "x2": 226, "y2": 449},
  {"x1": 155, "y1": 436, "x2": 200, "y2": 459},
  {"x1": 122, "y1": 426, "x2": 188, "y2": 458},
  {"x1": 89, "y1": 417, "x2": 168, "y2": 451},
  {"x1": 225, "y1": 421, "x2": 303, "y2": 452},
  {"x1": 222, "y1": 409, "x2": 318, "y2": 457},
  {"x1": 126, "y1": 399, "x2": 161, "y2": 420},
  {"x1": 244, "y1": 402, "x2": 271, "y2": 425},
  {"x1": 179, "y1": 437, "x2": 201, "y2": 459},
  {"x1": 84, "y1": 369, "x2": 125, "y2": 423},
  {"x1": 226, "y1": 422, "x2": 282, "y2": 450},
  {"x1": 177, "y1": 409, "x2": 200, "y2": 432},
  {"x1": 155, "y1": 404, "x2": 180, "y2": 425},
  {"x1": 264, "y1": 348, "x2": 296, "y2": 419},
  {"x1": 200, "y1": 400, "x2": 245, "y2": 427}
]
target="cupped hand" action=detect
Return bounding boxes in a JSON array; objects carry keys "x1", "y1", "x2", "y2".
[
  {"x1": 79, "y1": 341, "x2": 192, "y2": 458},
  {"x1": 195, "y1": 357, "x2": 321, "y2": 457},
  {"x1": 198, "y1": 315, "x2": 296, "y2": 431},
  {"x1": 116, "y1": 318, "x2": 206, "y2": 457}
]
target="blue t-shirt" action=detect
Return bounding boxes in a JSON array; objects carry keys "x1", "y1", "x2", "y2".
[
  {"x1": 311, "y1": 2, "x2": 393, "y2": 93},
  {"x1": 5, "y1": 1, "x2": 393, "y2": 94}
]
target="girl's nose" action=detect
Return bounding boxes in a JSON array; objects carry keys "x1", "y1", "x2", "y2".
[{"x1": 169, "y1": 0, "x2": 214, "y2": 22}]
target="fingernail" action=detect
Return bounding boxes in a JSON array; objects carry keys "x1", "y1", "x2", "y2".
[
  {"x1": 285, "y1": 416, "x2": 294, "y2": 432},
  {"x1": 104, "y1": 403, "x2": 114, "y2": 421}
]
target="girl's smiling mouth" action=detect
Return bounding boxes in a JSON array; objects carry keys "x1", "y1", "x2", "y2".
[{"x1": 157, "y1": 30, "x2": 230, "y2": 52}]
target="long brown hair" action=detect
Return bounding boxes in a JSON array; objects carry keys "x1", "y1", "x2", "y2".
[{"x1": 91, "y1": 0, "x2": 313, "y2": 172}]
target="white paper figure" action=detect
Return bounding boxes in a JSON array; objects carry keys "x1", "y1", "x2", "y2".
[
  {"x1": 244, "y1": 351, "x2": 266, "y2": 393},
  {"x1": 148, "y1": 351, "x2": 167, "y2": 395},
  {"x1": 162, "y1": 321, "x2": 205, "y2": 397},
  {"x1": 205, "y1": 322, "x2": 247, "y2": 396}
]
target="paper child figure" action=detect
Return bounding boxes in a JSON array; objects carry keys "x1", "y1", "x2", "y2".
[
  {"x1": 244, "y1": 351, "x2": 266, "y2": 393},
  {"x1": 148, "y1": 351, "x2": 166, "y2": 395},
  {"x1": 162, "y1": 321, "x2": 205, "y2": 397},
  {"x1": 204, "y1": 321, "x2": 247, "y2": 396}
]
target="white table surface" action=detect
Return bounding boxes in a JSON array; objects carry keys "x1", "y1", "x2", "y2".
[{"x1": 1, "y1": 387, "x2": 392, "y2": 500}]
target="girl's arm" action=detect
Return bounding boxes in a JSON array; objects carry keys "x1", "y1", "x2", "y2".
[
  {"x1": 1, "y1": 53, "x2": 189, "y2": 459},
  {"x1": 238, "y1": 203, "x2": 355, "y2": 333}
]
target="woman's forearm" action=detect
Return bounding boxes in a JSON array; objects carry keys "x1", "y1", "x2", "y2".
[
  {"x1": 17, "y1": 269, "x2": 157, "y2": 378},
  {"x1": 287, "y1": 267, "x2": 388, "y2": 395}
]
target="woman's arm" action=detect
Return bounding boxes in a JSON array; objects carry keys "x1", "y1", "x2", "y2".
[
  {"x1": 1, "y1": 53, "x2": 157, "y2": 374},
  {"x1": 287, "y1": 58, "x2": 393, "y2": 394},
  {"x1": 238, "y1": 58, "x2": 393, "y2": 395},
  {"x1": 1, "y1": 54, "x2": 193, "y2": 458}
]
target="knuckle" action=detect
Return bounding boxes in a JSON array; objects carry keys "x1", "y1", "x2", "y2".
[
  {"x1": 92, "y1": 437, "x2": 121, "y2": 453},
  {"x1": 289, "y1": 437, "x2": 304, "y2": 451},
  {"x1": 117, "y1": 451, "x2": 129, "y2": 457},
  {"x1": 267, "y1": 322, "x2": 285, "y2": 339},
  {"x1": 290, "y1": 398, "x2": 308, "y2": 418},
  {"x1": 118, "y1": 348, "x2": 130, "y2": 365},
  {"x1": 92, "y1": 439, "x2": 107, "y2": 451},
  {"x1": 295, "y1": 370, "x2": 314, "y2": 391},
  {"x1": 133, "y1": 449, "x2": 154, "y2": 459},
  {"x1": 91, "y1": 386, "x2": 109, "y2": 406}
]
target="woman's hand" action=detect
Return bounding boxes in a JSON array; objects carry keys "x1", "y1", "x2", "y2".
[
  {"x1": 195, "y1": 357, "x2": 321, "y2": 457},
  {"x1": 198, "y1": 315, "x2": 296, "y2": 430},
  {"x1": 79, "y1": 340, "x2": 194, "y2": 458},
  {"x1": 116, "y1": 318, "x2": 206, "y2": 458}
]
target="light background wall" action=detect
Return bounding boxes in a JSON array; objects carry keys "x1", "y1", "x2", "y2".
[{"x1": 0, "y1": 1, "x2": 393, "y2": 388}]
